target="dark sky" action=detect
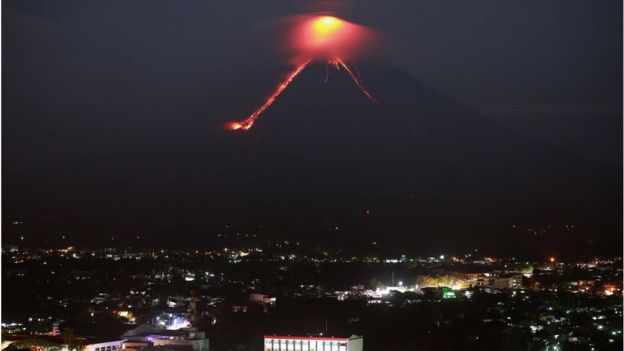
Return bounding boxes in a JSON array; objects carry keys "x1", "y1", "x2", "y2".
[{"x1": 2, "y1": 0, "x2": 622, "y2": 252}]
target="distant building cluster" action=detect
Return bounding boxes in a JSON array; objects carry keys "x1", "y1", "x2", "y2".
[{"x1": 2, "y1": 243, "x2": 622, "y2": 350}]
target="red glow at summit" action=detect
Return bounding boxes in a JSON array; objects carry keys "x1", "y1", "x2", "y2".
[{"x1": 227, "y1": 15, "x2": 378, "y2": 131}]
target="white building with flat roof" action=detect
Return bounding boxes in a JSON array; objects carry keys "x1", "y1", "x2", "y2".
[
  {"x1": 263, "y1": 335, "x2": 363, "y2": 351},
  {"x1": 85, "y1": 339, "x2": 125, "y2": 351}
]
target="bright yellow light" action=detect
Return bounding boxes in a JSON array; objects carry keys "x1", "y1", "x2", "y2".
[{"x1": 313, "y1": 16, "x2": 342, "y2": 37}]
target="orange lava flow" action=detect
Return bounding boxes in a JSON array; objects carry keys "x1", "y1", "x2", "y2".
[
  {"x1": 229, "y1": 60, "x2": 311, "y2": 131},
  {"x1": 335, "y1": 58, "x2": 377, "y2": 102}
]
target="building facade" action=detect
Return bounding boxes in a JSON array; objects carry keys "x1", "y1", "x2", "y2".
[
  {"x1": 491, "y1": 274, "x2": 523, "y2": 290},
  {"x1": 85, "y1": 340, "x2": 125, "y2": 351},
  {"x1": 476, "y1": 273, "x2": 523, "y2": 290},
  {"x1": 263, "y1": 335, "x2": 363, "y2": 351}
]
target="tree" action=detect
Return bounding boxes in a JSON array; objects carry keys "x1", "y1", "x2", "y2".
[{"x1": 63, "y1": 327, "x2": 87, "y2": 351}]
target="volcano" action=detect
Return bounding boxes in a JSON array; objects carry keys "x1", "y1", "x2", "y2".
[
  {"x1": 206, "y1": 61, "x2": 620, "y2": 250},
  {"x1": 6, "y1": 61, "x2": 619, "y2": 253}
]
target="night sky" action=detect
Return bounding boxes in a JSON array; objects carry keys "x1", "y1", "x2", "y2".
[{"x1": 3, "y1": 1, "x2": 622, "y2": 254}]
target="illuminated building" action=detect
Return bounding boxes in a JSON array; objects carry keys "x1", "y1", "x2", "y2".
[
  {"x1": 51, "y1": 320, "x2": 61, "y2": 336},
  {"x1": 440, "y1": 287, "x2": 456, "y2": 299},
  {"x1": 1, "y1": 336, "x2": 124, "y2": 351},
  {"x1": 477, "y1": 274, "x2": 523, "y2": 290},
  {"x1": 85, "y1": 340, "x2": 125, "y2": 351},
  {"x1": 263, "y1": 335, "x2": 363, "y2": 351},
  {"x1": 492, "y1": 274, "x2": 523, "y2": 290},
  {"x1": 122, "y1": 324, "x2": 209, "y2": 351}
]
